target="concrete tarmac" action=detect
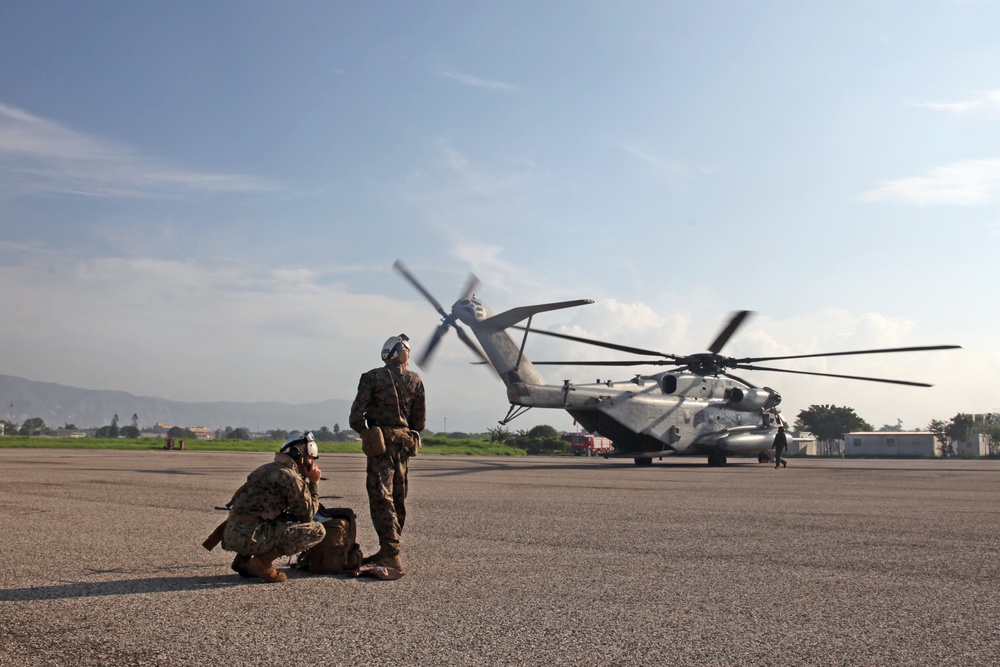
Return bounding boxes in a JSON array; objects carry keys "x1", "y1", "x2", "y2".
[{"x1": 1, "y1": 449, "x2": 998, "y2": 666}]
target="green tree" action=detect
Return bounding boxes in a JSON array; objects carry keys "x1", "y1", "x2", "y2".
[
  {"x1": 228, "y1": 427, "x2": 251, "y2": 440},
  {"x1": 314, "y1": 426, "x2": 336, "y2": 442},
  {"x1": 487, "y1": 426, "x2": 510, "y2": 444},
  {"x1": 513, "y1": 424, "x2": 570, "y2": 455},
  {"x1": 878, "y1": 419, "x2": 904, "y2": 432},
  {"x1": 982, "y1": 424, "x2": 1000, "y2": 457},
  {"x1": 794, "y1": 405, "x2": 872, "y2": 442},
  {"x1": 528, "y1": 425, "x2": 560, "y2": 440},
  {"x1": 19, "y1": 417, "x2": 50, "y2": 436},
  {"x1": 95, "y1": 413, "x2": 122, "y2": 438},
  {"x1": 167, "y1": 425, "x2": 197, "y2": 440},
  {"x1": 946, "y1": 413, "x2": 975, "y2": 444},
  {"x1": 927, "y1": 419, "x2": 950, "y2": 457}
]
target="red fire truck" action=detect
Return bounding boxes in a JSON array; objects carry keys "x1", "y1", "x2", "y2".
[{"x1": 563, "y1": 432, "x2": 614, "y2": 456}]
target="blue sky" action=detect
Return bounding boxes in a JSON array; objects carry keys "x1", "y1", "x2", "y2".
[{"x1": 1, "y1": 1, "x2": 997, "y2": 433}]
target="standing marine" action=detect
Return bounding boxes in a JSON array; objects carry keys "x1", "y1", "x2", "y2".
[
  {"x1": 772, "y1": 424, "x2": 788, "y2": 469},
  {"x1": 349, "y1": 334, "x2": 426, "y2": 573},
  {"x1": 220, "y1": 432, "x2": 326, "y2": 582}
]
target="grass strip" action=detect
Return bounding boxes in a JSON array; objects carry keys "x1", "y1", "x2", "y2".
[{"x1": 0, "y1": 436, "x2": 527, "y2": 456}]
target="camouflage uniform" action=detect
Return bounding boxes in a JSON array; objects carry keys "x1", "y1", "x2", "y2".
[
  {"x1": 221, "y1": 459, "x2": 325, "y2": 556},
  {"x1": 349, "y1": 362, "x2": 426, "y2": 557}
]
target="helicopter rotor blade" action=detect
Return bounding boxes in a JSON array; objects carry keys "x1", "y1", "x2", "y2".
[
  {"x1": 417, "y1": 320, "x2": 454, "y2": 369},
  {"x1": 733, "y1": 363, "x2": 934, "y2": 387},
  {"x1": 393, "y1": 260, "x2": 449, "y2": 319},
  {"x1": 733, "y1": 344, "x2": 962, "y2": 364},
  {"x1": 458, "y1": 272, "x2": 480, "y2": 302},
  {"x1": 454, "y1": 324, "x2": 492, "y2": 367},
  {"x1": 708, "y1": 310, "x2": 753, "y2": 354},
  {"x1": 531, "y1": 359, "x2": 681, "y2": 367},
  {"x1": 511, "y1": 326, "x2": 680, "y2": 360}
]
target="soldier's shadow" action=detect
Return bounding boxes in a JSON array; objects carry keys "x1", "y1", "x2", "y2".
[{"x1": 0, "y1": 572, "x2": 257, "y2": 602}]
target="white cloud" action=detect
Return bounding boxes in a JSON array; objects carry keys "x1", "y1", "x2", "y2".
[
  {"x1": 859, "y1": 158, "x2": 1000, "y2": 206},
  {"x1": 912, "y1": 90, "x2": 1000, "y2": 116},
  {"x1": 0, "y1": 102, "x2": 280, "y2": 199},
  {"x1": 613, "y1": 140, "x2": 685, "y2": 172},
  {"x1": 0, "y1": 255, "x2": 417, "y2": 404},
  {"x1": 441, "y1": 146, "x2": 527, "y2": 196},
  {"x1": 610, "y1": 138, "x2": 707, "y2": 188},
  {"x1": 439, "y1": 70, "x2": 518, "y2": 91}
]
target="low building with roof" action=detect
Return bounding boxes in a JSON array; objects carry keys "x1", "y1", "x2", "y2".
[{"x1": 844, "y1": 432, "x2": 938, "y2": 458}]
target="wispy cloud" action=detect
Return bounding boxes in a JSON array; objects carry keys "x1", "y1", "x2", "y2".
[
  {"x1": 912, "y1": 90, "x2": 1000, "y2": 116},
  {"x1": 610, "y1": 138, "x2": 713, "y2": 187},
  {"x1": 613, "y1": 140, "x2": 689, "y2": 173},
  {"x1": 439, "y1": 70, "x2": 518, "y2": 92},
  {"x1": 859, "y1": 158, "x2": 1000, "y2": 206},
  {"x1": 0, "y1": 102, "x2": 280, "y2": 199}
]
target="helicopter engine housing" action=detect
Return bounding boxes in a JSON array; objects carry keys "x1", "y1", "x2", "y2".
[{"x1": 727, "y1": 387, "x2": 778, "y2": 412}]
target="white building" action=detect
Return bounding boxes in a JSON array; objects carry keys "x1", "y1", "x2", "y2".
[
  {"x1": 954, "y1": 433, "x2": 990, "y2": 457},
  {"x1": 844, "y1": 432, "x2": 938, "y2": 458}
]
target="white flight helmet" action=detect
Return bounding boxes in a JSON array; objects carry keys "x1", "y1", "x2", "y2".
[
  {"x1": 280, "y1": 431, "x2": 318, "y2": 460},
  {"x1": 380, "y1": 333, "x2": 410, "y2": 362}
]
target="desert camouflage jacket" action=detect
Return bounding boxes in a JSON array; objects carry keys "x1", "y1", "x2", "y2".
[
  {"x1": 228, "y1": 459, "x2": 319, "y2": 523},
  {"x1": 349, "y1": 362, "x2": 426, "y2": 434}
]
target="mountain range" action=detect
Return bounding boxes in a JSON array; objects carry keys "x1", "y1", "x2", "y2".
[
  {"x1": 0, "y1": 373, "x2": 357, "y2": 433},
  {"x1": 1, "y1": 373, "x2": 550, "y2": 435}
]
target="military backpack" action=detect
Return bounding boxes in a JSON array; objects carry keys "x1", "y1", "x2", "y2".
[{"x1": 297, "y1": 507, "x2": 363, "y2": 575}]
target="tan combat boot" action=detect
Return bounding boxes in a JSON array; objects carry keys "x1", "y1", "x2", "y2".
[
  {"x1": 377, "y1": 553, "x2": 403, "y2": 572},
  {"x1": 362, "y1": 546, "x2": 389, "y2": 566},
  {"x1": 246, "y1": 550, "x2": 287, "y2": 583},
  {"x1": 231, "y1": 553, "x2": 253, "y2": 578}
]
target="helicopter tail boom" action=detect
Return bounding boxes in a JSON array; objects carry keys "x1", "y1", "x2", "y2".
[{"x1": 461, "y1": 300, "x2": 595, "y2": 390}]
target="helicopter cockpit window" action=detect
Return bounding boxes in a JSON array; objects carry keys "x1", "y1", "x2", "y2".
[{"x1": 661, "y1": 375, "x2": 677, "y2": 394}]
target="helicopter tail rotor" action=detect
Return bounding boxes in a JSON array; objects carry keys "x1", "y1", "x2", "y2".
[{"x1": 393, "y1": 260, "x2": 490, "y2": 370}]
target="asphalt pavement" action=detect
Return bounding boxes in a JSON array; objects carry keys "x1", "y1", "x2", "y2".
[{"x1": 1, "y1": 450, "x2": 998, "y2": 666}]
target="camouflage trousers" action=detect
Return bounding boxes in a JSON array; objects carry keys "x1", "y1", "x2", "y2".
[
  {"x1": 222, "y1": 519, "x2": 326, "y2": 556},
  {"x1": 366, "y1": 442, "x2": 410, "y2": 556}
]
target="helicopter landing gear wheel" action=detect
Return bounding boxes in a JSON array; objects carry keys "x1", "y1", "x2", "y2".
[
  {"x1": 708, "y1": 451, "x2": 728, "y2": 467},
  {"x1": 633, "y1": 457, "x2": 652, "y2": 466}
]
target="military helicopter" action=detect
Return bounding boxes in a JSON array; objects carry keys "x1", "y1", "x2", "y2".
[{"x1": 393, "y1": 260, "x2": 960, "y2": 466}]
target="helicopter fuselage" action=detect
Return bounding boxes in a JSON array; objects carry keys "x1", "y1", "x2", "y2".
[{"x1": 453, "y1": 296, "x2": 782, "y2": 465}]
